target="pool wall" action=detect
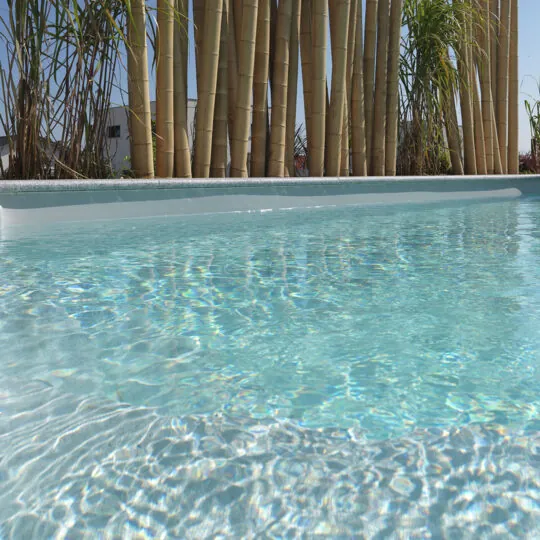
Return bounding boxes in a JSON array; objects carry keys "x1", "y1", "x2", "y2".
[{"x1": 0, "y1": 175, "x2": 539, "y2": 232}]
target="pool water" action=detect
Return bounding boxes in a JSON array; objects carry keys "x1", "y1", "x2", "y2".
[{"x1": 0, "y1": 198, "x2": 539, "y2": 537}]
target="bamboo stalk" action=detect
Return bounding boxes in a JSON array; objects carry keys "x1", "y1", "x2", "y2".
[
  {"x1": 472, "y1": 68, "x2": 488, "y2": 174},
  {"x1": 346, "y1": 0, "x2": 358, "y2": 123},
  {"x1": 507, "y1": 0, "x2": 518, "y2": 173},
  {"x1": 14, "y1": 0, "x2": 28, "y2": 178},
  {"x1": 156, "y1": 0, "x2": 175, "y2": 177},
  {"x1": 193, "y1": 0, "x2": 205, "y2": 94},
  {"x1": 126, "y1": 11, "x2": 135, "y2": 171},
  {"x1": 364, "y1": 0, "x2": 378, "y2": 174},
  {"x1": 285, "y1": 0, "x2": 301, "y2": 177},
  {"x1": 457, "y1": 6, "x2": 476, "y2": 174},
  {"x1": 300, "y1": 0, "x2": 313, "y2": 170},
  {"x1": 340, "y1": 0, "x2": 357, "y2": 176},
  {"x1": 180, "y1": 0, "x2": 188, "y2": 98},
  {"x1": 269, "y1": 0, "x2": 278, "y2": 89},
  {"x1": 227, "y1": 0, "x2": 238, "y2": 138},
  {"x1": 492, "y1": 93, "x2": 503, "y2": 172},
  {"x1": 492, "y1": 100, "x2": 503, "y2": 173},
  {"x1": 251, "y1": 0, "x2": 271, "y2": 177},
  {"x1": 351, "y1": 0, "x2": 367, "y2": 175},
  {"x1": 234, "y1": 0, "x2": 243, "y2": 58},
  {"x1": 326, "y1": 0, "x2": 350, "y2": 176},
  {"x1": 230, "y1": 0, "x2": 258, "y2": 177},
  {"x1": 371, "y1": 0, "x2": 390, "y2": 176},
  {"x1": 497, "y1": 0, "x2": 510, "y2": 172},
  {"x1": 267, "y1": 0, "x2": 278, "y2": 173},
  {"x1": 326, "y1": 1, "x2": 338, "y2": 175},
  {"x1": 268, "y1": 0, "x2": 293, "y2": 177},
  {"x1": 174, "y1": 0, "x2": 192, "y2": 177},
  {"x1": 211, "y1": 0, "x2": 229, "y2": 177},
  {"x1": 310, "y1": 0, "x2": 328, "y2": 177},
  {"x1": 193, "y1": 0, "x2": 223, "y2": 178},
  {"x1": 444, "y1": 87, "x2": 464, "y2": 175},
  {"x1": 477, "y1": 0, "x2": 494, "y2": 173},
  {"x1": 481, "y1": 0, "x2": 503, "y2": 173},
  {"x1": 491, "y1": 0, "x2": 498, "y2": 104},
  {"x1": 128, "y1": 0, "x2": 154, "y2": 178},
  {"x1": 340, "y1": 98, "x2": 350, "y2": 175},
  {"x1": 385, "y1": 0, "x2": 402, "y2": 176},
  {"x1": 339, "y1": 102, "x2": 350, "y2": 175}
]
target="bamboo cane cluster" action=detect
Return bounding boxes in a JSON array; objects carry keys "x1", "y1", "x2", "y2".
[
  {"x1": 128, "y1": 0, "x2": 519, "y2": 179},
  {"x1": 462, "y1": 0, "x2": 518, "y2": 175}
]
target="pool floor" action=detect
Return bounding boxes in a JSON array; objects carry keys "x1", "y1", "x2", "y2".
[
  {"x1": 1, "y1": 378, "x2": 538, "y2": 538},
  {"x1": 0, "y1": 198, "x2": 539, "y2": 537}
]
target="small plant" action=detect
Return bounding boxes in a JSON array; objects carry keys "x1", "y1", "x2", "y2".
[
  {"x1": 524, "y1": 78, "x2": 540, "y2": 171},
  {"x1": 519, "y1": 152, "x2": 538, "y2": 174},
  {"x1": 398, "y1": 0, "x2": 477, "y2": 176},
  {"x1": 294, "y1": 124, "x2": 308, "y2": 177},
  {"x1": 0, "y1": 1, "x2": 129, "y2": 179}
]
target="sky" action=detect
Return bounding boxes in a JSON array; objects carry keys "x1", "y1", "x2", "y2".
[{"x1": 0, "y1": 0, "x2": 539, "y2": 152}]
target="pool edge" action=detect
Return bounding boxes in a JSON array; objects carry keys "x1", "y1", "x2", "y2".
[
  {"x1": 0, "y1": 175, "x2": 538, "y2": 236},
  {"x1": 1, "y1": 174, "x2": 539, "y2": 193}
]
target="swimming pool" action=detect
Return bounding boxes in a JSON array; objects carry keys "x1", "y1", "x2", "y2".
[{"x1": 1, "y1": 194, "x2": 539, "y2": 537}]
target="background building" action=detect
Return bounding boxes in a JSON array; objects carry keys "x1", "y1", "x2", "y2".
[
  {"x1": 105, "y1": 101, "x2": 277, "y2": 176},
  {"x1": 105, "y1": 99, "x2": 197, "y2": 175},
  {"x1": 0, "y1": 137, "x2": 8, "y2": 173}
]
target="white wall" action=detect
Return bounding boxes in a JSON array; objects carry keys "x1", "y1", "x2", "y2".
[
  {"x1": 105, "y1": 100, "x2": 264, "y2": 176},
  {"x1": 106, "y1": 100, "x2": 197, "y2": 175},
  {"x1": 0, "y1": 145, "x2": 8, "y2": 172}
]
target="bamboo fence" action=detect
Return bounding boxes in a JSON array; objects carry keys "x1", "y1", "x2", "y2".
[{"x1": 128, "y1": 0, "x2": 519, "y2": 179}]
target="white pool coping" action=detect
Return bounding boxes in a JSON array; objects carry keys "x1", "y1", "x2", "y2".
[
  {"x1": 0, "y1": 174, "x2": 538, "y2": 192},
  {"x1": 1, "y1": 175, "x2": 539, "y2": 235}
]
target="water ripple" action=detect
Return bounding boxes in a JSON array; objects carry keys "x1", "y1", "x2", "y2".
[
  {"x1": 0, "y1": 382, "x2": 538, "y2": 538},
  {"x1": 1, "y1": 199, "x2": 540, "y2": 536}
]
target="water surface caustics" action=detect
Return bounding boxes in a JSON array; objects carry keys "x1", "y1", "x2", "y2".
[{"x1": 0, "y1": 198, "x2": 539, "y2": 537}]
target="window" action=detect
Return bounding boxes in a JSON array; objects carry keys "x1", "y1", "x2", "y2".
[{"x1": 107, "y1": 125, "x2": 121, "y2": 138}]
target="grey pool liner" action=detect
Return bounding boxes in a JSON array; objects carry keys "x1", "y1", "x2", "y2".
[{"x1": 1, "y1": 175, "x2": 539, "y2": 232}]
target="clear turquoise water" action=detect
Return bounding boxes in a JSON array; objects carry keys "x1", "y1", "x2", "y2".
[{"x1": 0, "y1": 198, "x2": 539, "y2": 537}]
